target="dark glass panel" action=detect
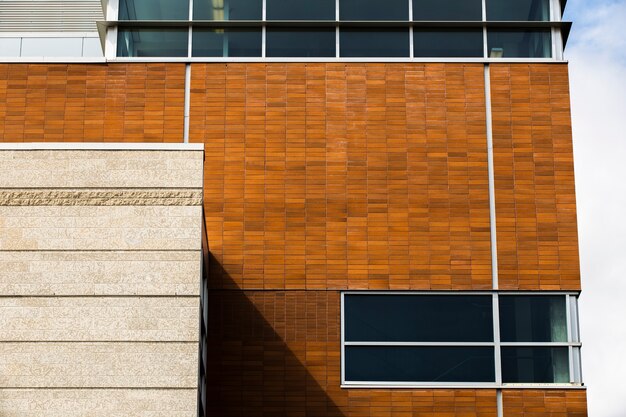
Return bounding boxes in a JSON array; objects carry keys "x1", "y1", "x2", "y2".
[
  {"x1": 345, "y1": 295, "x2": 493, "y2": 342},
  {"x1": 266, "y1": 28, "x2": 335, "y2": 57},
  {"x1": 192, "y1": 28, "x2": 261, "y2": 57},
  {"x1": 266, "y1": 0, "x2": 335, "y2": 20},
  {"x1": 117, "y1": 28, "x2": 188, "y2": 57},
  {"x1": 340, "y1": 29, "x2": 409, "y2": 57},
  {"x1": 487, "y1": 29, "x2": 551, "y2": 57},
  {"x1": 193, "y1": 0, "x2": 262, "y2": 20},
  {"x1": 487, "y1": 0, "x2": 550, "y2": 21},
  {"x1": 413, "y1": 0, "x2": 482, "y2": 21},
  {"x1": 413, "y1": 29, "x2": 483, "y2": 57},
  {"x1": 340, "y1": 0, "x2": 408, "y2": 20},
  {"x1": 119, "y1": 0, "x2": 189, "y2": 20},
  {"x1": 501, "y1": 347, "x2": 569, "y2": 383},
  {"x1": 499, "y1": 296, "x2": 567, "y2": 342},
  {"x1": 345, "y1": 346, "x2": 495, "y2": 382}
]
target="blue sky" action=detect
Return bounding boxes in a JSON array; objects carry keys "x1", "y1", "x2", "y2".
[{"x1": 563, "y1": 0, "x2": 626, "y2": 415}]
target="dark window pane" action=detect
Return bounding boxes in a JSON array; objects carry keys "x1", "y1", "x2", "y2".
[
  {"x1": 266, "y1": 28, "x2": 335, "y2": 57},
  {"x1": 193, "y1": 0, "x2": 262, "y2": 20},
  {"x1": 414, "y1": 29, "x2": 483, "y2": 57},
  {"x1": 500, "y1": 296, "x2": 567, "y2": 342},
  {"x1": 340, "y1": 0, "x2": 408, "y2": 20},
  {"x1": 345, "y1": 295, "x2": 493, "y2": 342},
  {"x1": 119, "y1": 0, "x2": 189, "y2": 20},
  {"x1": 340, "y1": 29, "x2": 409, "y2": 57},
  {"x1": 345, "y1": 346, "x2": 495, "y2": 382},
  {"x1": 192, "y1": 28, "x2": 261, "y2": 57},
  {"x1": 413, "y1": 0, "x2": 482, "y2": 20},
  {"x1": 502, "y1": 347, "x2": 569, "y2": 383},
  {"x1": 267, "y1": 0, "x2": 335, "y2": 20},
  {"x1": 487, "y1": 29, "x2": 551, "y2": 58},
  {"x1": 487, "y1": 0, "x2": 550, "y2": 21},
  {"x1": 117, "y1": 28, "x2": 188, "y2": 57}
]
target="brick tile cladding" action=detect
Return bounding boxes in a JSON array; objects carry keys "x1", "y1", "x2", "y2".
[
  {"x1": 0, "y1": 64, "x2": 184, "y2": 142},
  {"x1": 0, "y1": 63, "x2": 584, "y2": 416}
]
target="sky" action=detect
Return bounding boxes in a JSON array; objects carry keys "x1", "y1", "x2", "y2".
[{"x1": 563, "y1": 0, "x2": 626, "y2": 415}]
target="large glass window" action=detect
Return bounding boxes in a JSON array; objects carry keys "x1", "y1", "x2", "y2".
[
  {"x1": 193, "y1": 0, "x2": 262, "y2": 20},
  {"x1": 117, "y1": 28, "x2": 188, "y2": 57},
  {"x1": 487, "y1": 0, "x2": 550, "y2": 21},
  {"x1": 340, "y1": 29, "x2": 409, "y2": 57},
  {"x1": 266, "y1": 0, "x2": 335, "y2": 20},
  {"x1": 119, "y1": 0, "x2": 189, "y2": 20},
  {"x1": 413, "y1": 29, "x2": 484, "y2": 57},
  {"x1": 266, "y1": 28, "x2": 335, "y2": 57},
  {"x1": 413, "y1": 0, "x2": 482, "y2": 21},
  {"x1": 340, "y1": 0, "x2": 408, "y2": 20},
  {"x1": 192, "y1": 28, "x2": 262, "y2": 57},
  {"x1": 488, "y1": 29, "x2": 551, "y2": 58},
  {"x1": 342, "y1": 293, "x2": 582, "y2": 387}
]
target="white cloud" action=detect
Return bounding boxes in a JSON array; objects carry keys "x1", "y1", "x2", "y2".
[{"x1": 566, "y1": 1, "x2": 626, "y2": 415}]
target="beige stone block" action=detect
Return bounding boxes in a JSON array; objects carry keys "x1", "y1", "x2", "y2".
[
  {"x1": 0, "y1": 343, "x2": 197, "y2": 388},
  {"x1": 0, "y1": 206, "x2": 202, "y2": 250},
  {"x1": 0, "y1": 150, "x2": 203, "y2": 189},
  {"x1": 0, "y1": 298, "x2": 199, "y2": 342},
  {"x1": 0, "y1": 389, "x2": 197, "y2": 417},
  {"x1": 0, "y1": 251, "x2": 200, "y2": 296}
]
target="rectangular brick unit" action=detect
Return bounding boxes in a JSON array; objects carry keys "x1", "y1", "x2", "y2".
[
  {"x1": 502, "y1": 390, "x2": 588, "y2": 417},
  {"x1": 0, "y1": 64, "x2": 185, "y2": 142},
  {"x1": 192, "y1": 63, "x2": 492, "y2": 291},
  {"x1": 490, "y1": 64, "x2": 580, "y2": 290}
]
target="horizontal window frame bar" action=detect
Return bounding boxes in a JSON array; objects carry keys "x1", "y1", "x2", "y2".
[
  {"x1": 342, "y1": 290, "x2": 580, "y2": 296},
  {"x1": 341, "y1": 382, "x2": 586, "y2": 389},
  {"x1": 344, "y1": 341, "x2": 582, "y2": 347},
  {"x1": 105, "y1": 57, "x2": 564, "y2": 63}
]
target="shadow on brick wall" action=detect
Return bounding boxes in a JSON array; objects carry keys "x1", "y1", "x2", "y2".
[{"x1": 203, "y1": 252, "x2": 345, "y2": 417}]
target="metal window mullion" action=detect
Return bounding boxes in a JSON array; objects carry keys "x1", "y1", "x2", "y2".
[
  {"x1": 481, "y1": 0, "x2": 488, "y2": 58},
  {"x1": 344, "y1": 341, "x2": 496, "y2": 346},
  {"x1": 565, "y1": 294, "x2": 575, "y2": 383},
  {"x1": 499, "y1": 342, "x2": 581, "y2": 347},
  {"x1": 336, "y1": 26, "x2": 340, "y2": 58},
  {"x1": 188, "y1": 0, "x2": 193, "y2": 58},
  {"x1": 408, "y1": 0, "x2": 414, "y2": 58},
  {"x1": 341, "y1": 292, "x2": 346, "y2": 385},
  {"x1": 493, "y1": 293, "x2": 502, "y2": 385}
]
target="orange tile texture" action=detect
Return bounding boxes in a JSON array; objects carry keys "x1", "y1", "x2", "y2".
[
  {"x1": 0, "y1": 63, "x2": 185, "y2": 142},
  {"x1": 192, "y1": 63, "x2": 492, "y2": 290},
  {"x1": 207, "y1": 289, "x2": 499, "y2": 417},
  {"x1": 502, "y1": 390, "x2": 587, "y2": 417},
  {"x1": 490, "y1": 64, "x2": 580, "y2": 290}
]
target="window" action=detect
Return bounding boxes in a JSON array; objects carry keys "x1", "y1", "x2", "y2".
[
  {"x1": 266, "y1": 28, "x2": 336, "y2": 57},
  {"x1": 266, "y1": 0, "x2": 335, "y2": 20},
  {"x1": 413, "y1": 0, "x2": 482, "y2": 21},
  {"x1": 193, "y1": 0, "x2": 262, "y2": 20},
  {"x1": 413, "y1": 29, "x2": 484, "y2": 57},
  {"x1": 340, "y1": 29, "x2": 409, "y2": 57},
  {"x1": 340, "y1": 0, "x2": 408, "y2": 20},
  {"x1": 119, "y1": 0, "x2": 189, "y2": 20},
  {"x1": 342, "y1": 292, "x2": 582, "y2": 387},
  {"x1": 117, "y1": 28, "x2": 188, "y2": 57},
  {"x1": 486, "y1": 0, "x2": 550, "y2": 21},
  {"x1": 192, "y1": 28, "x2": 262, "y2": 57},
  {"x1": 487, "y1": 29, "x2": 552, "y2": 58}
]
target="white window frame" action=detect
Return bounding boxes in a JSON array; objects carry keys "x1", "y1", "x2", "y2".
[{"x1": 341, "y1": 291, "x2": 584, "y2": 389}]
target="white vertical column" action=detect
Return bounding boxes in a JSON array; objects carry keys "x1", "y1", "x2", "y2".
[
  {"x1": 105, "y1": 0, "x2": 120, "y2": 59},
  {"x1": 484, "y1": 65, "x2": 499, "y2": 289}
]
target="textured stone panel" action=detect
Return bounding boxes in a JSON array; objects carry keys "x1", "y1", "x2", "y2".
[
  {"x1": 0, "y1": 251, "x2": 200, "y2": 296},
  {"x1": 0, "y1": 298, "x2": 199, "y2": 342},
  {"x1": 0, "y1": 343, "x2": 198, "y2": 388},
  {"x1": 0, "y1": 206, "x2": 202, "y2": 250},
  {"x1": 0, "y1": 389, "x2": 197, "y2": 417},
  {"x1": 0, "y1": 189, "x2": 203, "y2": 206},
  {"x1": 0, "y1": 150, "x2": 203, "y2": 188}
]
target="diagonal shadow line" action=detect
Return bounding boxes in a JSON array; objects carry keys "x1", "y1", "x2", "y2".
[{"x1": 202, "y1": 251, "x2": 346, "y2": 417}]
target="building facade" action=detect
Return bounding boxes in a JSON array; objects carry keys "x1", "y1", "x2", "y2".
[{"x1": 0, "y1": 0, "x2": 586, "y2": 416}]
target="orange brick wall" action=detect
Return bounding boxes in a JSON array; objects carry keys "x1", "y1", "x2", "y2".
[
  {"x1": 192, "y1": 63, "x2": 492, "y2": 290},
  {"x1": 490, "y1": 64, "x2": 580, "y2": 290},
  {"x1": 503, "y1": 390, "x2": 588, "y2": 417},
  {"x1": 0, "y1": 63, "x2": 185, "y2": 142}
]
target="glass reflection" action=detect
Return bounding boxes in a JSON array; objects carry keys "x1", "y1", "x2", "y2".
[
  {"x1": 413, "y1": 29, "x2": 484, "y2": 57},
  {"x1": 193, "y1": 28, "x2": 261, "y2": 57},
  {"x1": 117, "y1": 28, "x2": 188, "y2": 57},
  {"x1": 340, "y1": 29, "x2": 409, "y2": 57},
  {"x1": 266, "y1": 28, "x2": 335, "y2": 57},
  {"x1": 413, "y1": 0, "x2": 482, "y2": 21},
  {"x1": 487, "y1": 0, "x2": 550, "y2": 21},
  {"x1": 193, "y1": 0, "x2": 262, "y2": 20},
  {"x1": 267, "y1": 0, "x2": 335, "y2": 20},
  {"x1": 345, "y1": 346, "x2": 496, "y2": 382},
  {"x1": 501, "y1": 347, "x2": 569, "y2": 383},
  {"x1": 340, "y1": 0, "x2": 408, "y2": 20},
  {"x1": 487, "y1": 29, "x2": 551, "y2": 58},
  {"x1": 119, "y1": 0, "x2": 189, "y2": 20},
  {"x1": 499, "y1": 296, "x2": 567, "y2": 342}
]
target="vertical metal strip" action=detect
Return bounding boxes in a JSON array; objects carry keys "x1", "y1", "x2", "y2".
[
  {"x1": 183, "y1": 64, "x2": 191, "y2": 143},
  {"x1": 496, "y1": 390, "x2": 504, "y2": 417},
  {"x1": 566, "y1": 294, "x2": 575, "y2": 382},
  {"x1": 493, "y1": 293, "x2": 502, "y2": 385},
  {"x1": 484, "y1": 64, "x2": 499, "y2": 289},
  {"x1": 341, "y1": 292, "x2": 346, "y2": 384},
  {"x1": 481, "y1": 0, "x2": 488, "y2": 58}
]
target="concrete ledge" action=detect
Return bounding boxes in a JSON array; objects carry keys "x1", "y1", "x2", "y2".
[{"x1": 0, "y1": 143, "x2": 203, "y2": 151}]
